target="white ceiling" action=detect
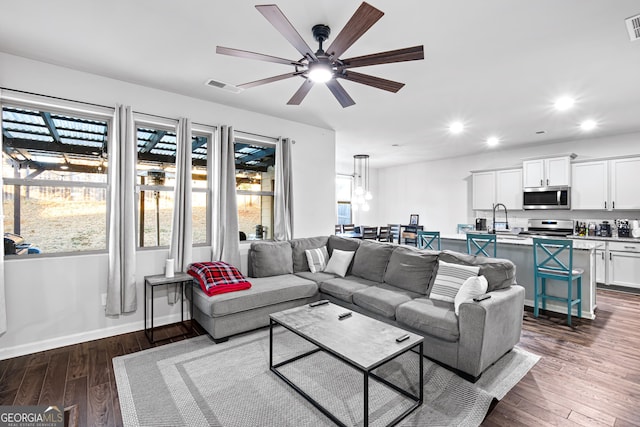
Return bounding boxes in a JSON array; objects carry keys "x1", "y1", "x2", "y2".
[{"x1": 1, "y1": 0, "x2": 640, "y2": 169}]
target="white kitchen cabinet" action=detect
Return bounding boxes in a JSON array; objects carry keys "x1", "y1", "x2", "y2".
[
  {"x1": 571, "y1": 161, "x2": 608, "y2": 210},
  {"x1": 523, "y1": 156, "x2": 570, "y2": 188},
  {"x1": 472, "y1": 171, "x2": 496, "y2": 210},
  {"x1": 610, "y1": 157, "x2": 640, "y2": 210},
  {"x1": 496, "y1": 168, "x2": 523, "y2": 210},
  {"x1": 595, "y1": 248, "x2": 606, "y2": 284},
  {"x1": 608, "y1": 241, "x2": 640, "y2": 289}
]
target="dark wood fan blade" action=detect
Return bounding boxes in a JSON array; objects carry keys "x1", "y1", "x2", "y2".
[
  {"x1": 341, "y1": 45, "x2": 424, "y2": 69},
  {"x1": 338, "y1": 70, "x2": 405, "y2": 93},
  {"x1": 238, "y1": 73, "x2": 299, "y2": 89},
  {"x1": 325, "y1": 2, "x2": 384, "y2": 59},
  {"x1": 287, "y1": 79, "x2": 314, "y2": 105},
  {"x1": 216, "y1": 46, "x2": 303, "y2": 66},
  {"x1": 255, "y1": 5, "x2": 317, "y2": 61},
  {"x1": 326, "y1": 79, "x2": 356, "y2": 108}
]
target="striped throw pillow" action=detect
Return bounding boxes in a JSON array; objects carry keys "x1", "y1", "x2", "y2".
[
  {"x1": 429, "y1": 260, "x2": 480, "y2": 303},
  {"x1": 305, "y1": 246, "x2": 330, "y2": 273}
]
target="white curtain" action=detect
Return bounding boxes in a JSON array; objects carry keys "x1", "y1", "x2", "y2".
[
  {"x1": 0, "y1": 99, "x2": 6, "y2": 334},
  {"x1": 212, "y1": 125, "x2": 241, "y2": 267},
  {"x1": 169, "y1": 118, "x2": 193, "y2": 272},
  {"x1": 274, "y1": 137, "x2": 294, "y2": 241},
  {"x1": 106, "y1": 105, "x2": 137, "y2": 315}
]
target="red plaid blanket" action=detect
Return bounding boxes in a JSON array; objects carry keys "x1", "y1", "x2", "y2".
[{"x1": 188, "y1": 261, "x2": 252, "y2": 296}]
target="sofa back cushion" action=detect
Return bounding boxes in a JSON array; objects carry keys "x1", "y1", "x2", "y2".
[
  {"x1": 384, "y1": 246, "x2": 439, "y2": 295},
  {"x1": 438, "y1": 250, "x2": 516, "y2": 292},
  {"x1": 351, "y1": 239, "x2": 395, "y2": 283},
  {"x1": 290, "y1": 236, "x2": 329, "y2": 272},
  {"x1": 248, "y1": 241, "x2": 293, "y2": 278}
]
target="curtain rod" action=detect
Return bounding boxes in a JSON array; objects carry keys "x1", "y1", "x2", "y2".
[{"x1": 0, "y1": 86, "x2": 211, "y2": 128}]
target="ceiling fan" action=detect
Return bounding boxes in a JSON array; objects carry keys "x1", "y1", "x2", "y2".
[{"x1": 216, "y1": 2, "x2": 424, "y2": 108}]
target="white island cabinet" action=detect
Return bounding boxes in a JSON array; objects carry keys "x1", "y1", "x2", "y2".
[{"x1": 440, "y1": 234, "x2": 600, "y2": 320}]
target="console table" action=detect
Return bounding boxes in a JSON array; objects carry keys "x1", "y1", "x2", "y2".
[{"x1": 144, "y1": 272, "x2": 194, "y2": 343}]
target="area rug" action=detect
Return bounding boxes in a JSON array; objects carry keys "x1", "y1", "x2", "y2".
[{"x1": 113, "y1": 328, "x2": 539, "y2": 427}]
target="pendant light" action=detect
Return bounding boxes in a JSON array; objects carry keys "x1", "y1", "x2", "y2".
[{"x1": 353, "y1": 154, "x2": 372, "y2": 212}]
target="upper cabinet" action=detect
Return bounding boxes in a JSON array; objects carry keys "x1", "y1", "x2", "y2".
[
  {"x1": 472, "y1": 168, "x2": 522, "y2": 211},
  {"x1": 572, "y1": 161, "x2": 608, "y2": 210},
  {"x1": 496, "y1": 168, "x2": 523, "y2": 210},
  {"x1": 523, "y1": 156, "x2": 571, "y2": 188},
  {"x1": 572, "y1": 156, "x2": 640, "y2": 211},
  {"x1": 472, "y1": 171, "x2": 496, "y2": 210},
  {"x1": 610, "y1": 157, "x2": 640, "y2": 210}
]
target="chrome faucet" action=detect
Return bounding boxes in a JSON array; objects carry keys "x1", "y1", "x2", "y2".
[{"x1": 492, "y1": 203, "x2": 509, "y2": 233}]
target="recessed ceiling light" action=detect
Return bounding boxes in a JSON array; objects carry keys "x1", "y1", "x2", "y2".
[
  {"x1": 486, "y1": 136, "x2": 500, "y2": 147},
  {"x1": 449, "y1": 121, "x2": 464, "y2": 134},
  {"x1": 554, "y1": 96, "x2": 575, "y2": 111},
  {"x1": 580, "y1": 119, "x2": 597, "y2": 131}
]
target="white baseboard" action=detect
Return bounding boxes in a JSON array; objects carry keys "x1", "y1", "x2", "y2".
[
  {"x1": 524, "y1": 298, "x2": 595, "y2": 320},
  {"x1": 0, "y1": 312, "x2": 187, "y2": 360}
]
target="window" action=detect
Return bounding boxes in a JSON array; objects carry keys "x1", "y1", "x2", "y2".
[
  {"x1": 135, "y1": 118, "x2": 212, "y2": 248},
  {"x1": 234, "y1": 138, "x2": 275, "y2": 240},
  {"x1": 2, "y1": 106, "x2": 109, "y2": 255},
  {"x1": 336, "y1": 174, "x2": 352, "y2": 224}
]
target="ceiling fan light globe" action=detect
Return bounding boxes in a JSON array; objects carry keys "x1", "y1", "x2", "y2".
[{"x1": 308, "y1": 63, "x2": 333, "y2": 83}]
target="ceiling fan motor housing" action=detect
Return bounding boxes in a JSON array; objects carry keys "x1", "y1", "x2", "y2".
[{"x1": 312, "y1": 24, "x2": 331, "y2": 53}]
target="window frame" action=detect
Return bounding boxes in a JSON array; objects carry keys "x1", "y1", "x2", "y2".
[
  {"x1": 234, "y1": 132, "x2": 277, "y2": 242},
  {"x1": 336, "y1": 174, "x2": 353, "y2": 225},
  {"x1": 1, "y1": 92, "x2": 113, "y2": 258}
]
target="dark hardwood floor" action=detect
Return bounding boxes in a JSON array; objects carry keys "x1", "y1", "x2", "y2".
[{"x1": 1, "y1": 289, "x2": 639, "y2": 426}]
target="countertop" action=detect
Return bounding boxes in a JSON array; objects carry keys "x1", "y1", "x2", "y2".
[{"x1": 440, "y1": 233, "x2": 604, "y2": 250}]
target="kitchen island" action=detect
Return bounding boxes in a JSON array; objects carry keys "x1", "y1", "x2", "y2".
[{"x1": 440, "y1": 233, "x2": 602, "y2": 320}]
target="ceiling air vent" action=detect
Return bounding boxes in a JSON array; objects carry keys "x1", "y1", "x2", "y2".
[
  {"x1": 204, "y1": 79, "x2": 243, "y2": 93},
  {"x1": 625, "y1": 14, "x2": 640, "y2": 41}
]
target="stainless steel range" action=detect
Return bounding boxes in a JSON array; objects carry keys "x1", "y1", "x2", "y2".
[{"x1": 519, "y1": 219, "x2": 574, "y2": 237}]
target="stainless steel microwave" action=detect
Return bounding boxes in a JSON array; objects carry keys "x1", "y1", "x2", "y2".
[{"x1": 523, "y1": 186, "x2": 571, "y2": 210}]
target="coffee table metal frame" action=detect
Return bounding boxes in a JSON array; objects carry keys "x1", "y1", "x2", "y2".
[{"x1": 269, "y1": 311, "x2": 424, "y2": 427}]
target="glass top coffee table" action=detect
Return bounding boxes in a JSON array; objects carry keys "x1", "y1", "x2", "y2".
[{"x1": 269, "y1": 301, "x2": 423, "y2": 426}]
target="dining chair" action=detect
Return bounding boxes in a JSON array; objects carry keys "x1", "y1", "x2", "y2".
[
  {"x1": 388, "y1": 224, "x2": 401, "y2": 244},
  {"x1": 466, "y1": 233, "x2": 497, "y2": 257},
  {"x1": 334, "y1": 224, "x2": 343, "y2": 234},
  {"x1": 402, "y1": 225, "x2": 423, "y2": 246},
  {"x1": 533, "y1": 238, "x2": 583, "y2": 326},
  {"x1": 361, "y1": 226, "x2": 378, "y2": 240},
  {"x1": 377, "y1": 226, "x2": 391, "y2": 242},
  {"x1": 342, "y1": 224, "x2": 355, "y2": 233},
  {"x1": 417, "y1": 231, "x2": 441, "y2": 250}
]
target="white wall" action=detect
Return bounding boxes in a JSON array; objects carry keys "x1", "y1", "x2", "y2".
[
  {"x1": 0, "y1": 52, "x2": 336, "y2": 358},
  {"x1": 374, "y1": 133, "x2": 640, "y2": 233}
]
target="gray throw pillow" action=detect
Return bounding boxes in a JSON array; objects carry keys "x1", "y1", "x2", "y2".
[
  {"x1": 439, "y1": 250, "x2": 516, "y2": 291},
  {"x1": 290, "y1": 236, "x2": 329, "y2": 272},
  {"x1": 351, "y1": 239, "x2": 395, "y2": 283},
  {"x1": 384, "y1": 246, "x2": 439, "y2": 295},
  {"x1": 248, "y1": 241, "x2": 293, "y2": 278}
]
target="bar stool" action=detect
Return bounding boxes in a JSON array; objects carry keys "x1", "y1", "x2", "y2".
[
  {"x1": 532, "y1": 238, "x2": 582, "y2": 326},
  {"x1": 417, "y1": 231, "x2": 441, "y2": 250},
  {"x1": 466, "y1": 233, "x2": 497, "y2": 257}
]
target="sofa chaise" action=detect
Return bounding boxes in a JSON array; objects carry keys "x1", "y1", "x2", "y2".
[{"x1": 189, "y1": 235, "x2": 525, "y2": 380}]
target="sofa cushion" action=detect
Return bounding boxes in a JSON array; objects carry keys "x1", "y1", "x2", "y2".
[
  {"x1": 396, "y1": 298, "x2": 460, "y2": 342},
  {"x1": 439, "y1": 250, "x2": 516, "y2": 292},
  {"x1": 319, "y1": 275, "x2": 377, "y2": 303},
  {"x1": 191, "y1": 274, "x2": 317, "y2": 317},
  {"x1": 429, "y1": 260, "x2": 480, "y2": 303},
  {"x1": 384, "y1": 246, "x2": 439, "y2": 295},
  {"x1": 249, "y1": 241, "x2": 293, "y2": 278},
  {"x1": 351, "y1": 240, "x2": 395, "y2": 283},
  {"x1": 294, "y1": 271, "x2": 337, "y2": 283},
  {"x1": 291, "y1": 236, "x2": 329, "y2": 272},
  {"x1": 352, "y1": 284, "x2": 420, "y2": 319},
  {"x1": 324, "y1": 249, "x2": 356, "y2": 277}
]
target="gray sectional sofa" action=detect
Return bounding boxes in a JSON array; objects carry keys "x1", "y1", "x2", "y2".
[{"x1": 189, "y1": 235, "x2": 525, "y2": 379}]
